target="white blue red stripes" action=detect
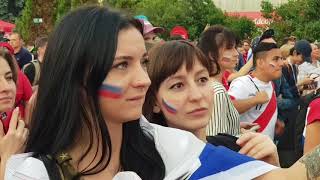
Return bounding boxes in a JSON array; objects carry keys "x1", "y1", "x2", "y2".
[
  {"x1": 99, "y1": 84, "x2": 122, "y2": 99},
  {"x1": 162, "y1": 99, "x2": 177, "y2": 114}
]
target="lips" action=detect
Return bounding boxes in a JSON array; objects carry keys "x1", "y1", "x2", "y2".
[
  {"x1": 127, "y1": 95, "x2": 145, "y2": 101},
  {"x1": 187, "y1": 107, "x2": 208, "y2": 116},
  {"x1": 0, "y1": 96, "x2": 13, "y2": 102}
]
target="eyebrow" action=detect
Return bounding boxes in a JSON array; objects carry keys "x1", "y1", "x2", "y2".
[
  {"x1": 1, "y1": 71, "x2": 12, "y2": 76},
  {"x1": 167, "y1": 68, "x2": 208, "y2": 82},
  {"x1": 114, "y1": 52, "x2": 148, "y2": 61},
  {"x1": 195, "y1": 69, "x2": 208, "y2": 76}
]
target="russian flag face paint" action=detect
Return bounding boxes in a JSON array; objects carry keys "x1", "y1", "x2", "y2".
[
  {"x1": 99, "y1": 84, "x2": 122, "y2": 99},
  {"x1": 269, "y1": 62, "x2": 276, "y2": 68},
  {"x1": 162, "y1": 98, "x2": 177, "y2": 114}
]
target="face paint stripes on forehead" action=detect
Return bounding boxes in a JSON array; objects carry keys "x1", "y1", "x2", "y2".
[
  {"x1": 99, "y1": 83, "x2": 123, "y2": 99},
  {"x1": 162, "y1": 98, "x2": 177, "y2": 114}
]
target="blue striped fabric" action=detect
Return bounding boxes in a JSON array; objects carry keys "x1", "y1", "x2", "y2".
[{"x1": 190, "y1": 144, "x2": 255, "y2": 179}]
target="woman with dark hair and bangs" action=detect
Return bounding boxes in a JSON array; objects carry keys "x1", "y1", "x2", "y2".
[
  {"x1": 198, "y1": 25, "x2": 258, "y2": 137},
  {"x1": 143, "y1": 40, "x2": 320, "y2": 180}
]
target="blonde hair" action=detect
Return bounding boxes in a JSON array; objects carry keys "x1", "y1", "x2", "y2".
[{"x1": 280, "y1": 44, "x2": 294, "y2": 58}]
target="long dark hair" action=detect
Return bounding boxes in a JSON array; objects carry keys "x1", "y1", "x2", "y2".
[
  {"x1": 26, "y1": 6, "x2": 165, "y2": 180},
  {"x1": 143, "y1": 40, "x2": 212, "y2": 126},
  {"x1": 198, "y1": 25, "x2": 236, "y2": 76}
]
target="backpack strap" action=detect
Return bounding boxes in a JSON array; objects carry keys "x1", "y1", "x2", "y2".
[{"x1": 32, "y1": 60, "x2": 41, "y2": 86}]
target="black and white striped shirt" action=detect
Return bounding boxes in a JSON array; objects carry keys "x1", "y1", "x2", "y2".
[{"x1": 206, "y1": 81, "x2": 240, "y2": 136}]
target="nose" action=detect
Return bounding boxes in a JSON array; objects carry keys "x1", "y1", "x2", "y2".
[
  {"x1": 131, "y1": 64, "x2": 151, "y2": 89},
  {"x1": 188, "y1": 83, "x2": 203, "y2": 102}
]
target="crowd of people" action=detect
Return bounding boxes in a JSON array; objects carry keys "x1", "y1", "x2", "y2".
[{"x1": 0, "y1": 4, "x2": 320, "y2": 180}]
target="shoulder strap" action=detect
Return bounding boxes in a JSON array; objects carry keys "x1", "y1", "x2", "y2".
[
  {"x1": 22, "y1": 62, "x2": 32, "y2": 72},
  {"x1": 32, "y1": 60, "x2": 41, "y2": 86}
]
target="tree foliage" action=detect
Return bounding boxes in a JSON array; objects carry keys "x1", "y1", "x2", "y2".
[
  {"x1": 0, "y1": 0, "x2": 24, "y2": 23},
  {"x1": 15, "y1": 0, "x2": 33, "y2": 42},
  {"x1": 261, "y1": 0, "x2": 320, "y2": 43},
  {"x1": 134, "y1": 0, "x2": 226, "y2": 40},
  {"x1": 224, "y1": 16, "x2": 257, "y2": 40},
  {"x1": 15, "y1": 0, "x2": 258, "y2": 42}
]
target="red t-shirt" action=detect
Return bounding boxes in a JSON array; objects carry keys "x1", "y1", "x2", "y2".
[
  {"x1": 307, "y1": 98, "x2": 320, "y2": 125},
  {"x1": 1, "y1": 70, "x2": 32, "y2": 133}
]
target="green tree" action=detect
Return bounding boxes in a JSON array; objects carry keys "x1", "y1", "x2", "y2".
[
  {"x1": 0, "y1": 0, "x2": 24, "y2": 23},
  {"x1": 16, "y1": 0, "x2": 57, "y2": 43},
  {"x1": 71, "y1": 0, "x2": 99, "y2": 9},
  {"x1": 15, "y1": 0, "x2": 33, "y2": 42},
  {"x1": 134, "y1": 0, "x2": 225, "y2": 40},
  {"x1": 56, "y1": 0, "x2": 71, "y2": 23},
  {"x1": 261, "y1": 0, "x2": 320, "y2": 43},
  {"x1": 225, "y1": 16, "x2": 257, "y2": 40}
]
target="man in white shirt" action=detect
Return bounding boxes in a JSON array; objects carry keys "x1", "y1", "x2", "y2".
[{"x1": 228, "y1": 42, "x2": 284, "y2": 140}]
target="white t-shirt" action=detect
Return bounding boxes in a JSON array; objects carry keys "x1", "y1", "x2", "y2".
[{"x1": 228, "y1": 75, "x2": 277, "y2": 140}]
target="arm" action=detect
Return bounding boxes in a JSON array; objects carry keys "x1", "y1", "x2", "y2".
[
  {"x1": 256, "y1": 144, "x2": 320, "y2": 180},
  {"x1": 228, "y1": 59, "x2": 253, "y2": 82},
  {"x1": 304, "y1": 121, "x2": 320, "y2": 154},
  {"x1": 232, "y1": 91, "x2": 269, "y2": 114}
]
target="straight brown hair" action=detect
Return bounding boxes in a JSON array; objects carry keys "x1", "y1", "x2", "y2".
[{"x1": 143, "y1": 40, "x2": 212, "y2": 126}]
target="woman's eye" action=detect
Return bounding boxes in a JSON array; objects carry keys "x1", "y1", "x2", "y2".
[
  {"x1": 170, "y1": 82, "x2": 183, "y2": 90},
  {"x1": 198, "y1": 77, "x2": 209, "y2": 84},
  {"x1": 5, "y1": 76, "x2": 13, "y2": 81},
  {"x1": 113, "y1": 62, "x2": 128, "y2": 70}
]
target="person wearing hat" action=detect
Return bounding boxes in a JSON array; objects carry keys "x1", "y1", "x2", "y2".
[
  {"x1": 135, "y1": 18, "x2": 164, "y2": 43},
  {"x1": 228, "y1": 42, "x2": 284, "y2": 140},
  {"x1": 170, "y1": 26, "x2": 189, "y2": 40}
]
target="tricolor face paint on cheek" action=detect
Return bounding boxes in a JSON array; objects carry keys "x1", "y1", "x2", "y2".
[
  {"x1": 162, "y1": 98, "x2": 177, "y2": 114},
  {"x1": 269, "y1": 62, "x2": 276, "y2": 68},
  {"x1": 99, "y1": 83, "x2": 123, "y2": 99}
]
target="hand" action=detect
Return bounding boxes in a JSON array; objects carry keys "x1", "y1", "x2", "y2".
[
  {"x1": 254, "y1": 91, "x2": 269, "y2": 104},
  {"x1": 240, "y1": 122, "x2": 260, "y2": 133},
  {"x1": 0, "y1": 107, "x2": 28, "y2": 161},
  {"x1": 240, "y1": 122, "x2": 259, "y2": 129},
  {"x1": 237, "y1": 132, "x2": 280, "y2": 166},
  {"x1": 302, "y1": 77, "x2": 314, "y2": 86}
]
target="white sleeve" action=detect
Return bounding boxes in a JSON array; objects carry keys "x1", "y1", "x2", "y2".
[
  {"x1": 5, "y1": 153, "x2": 49, "y2": 180},
  {"x1": 228, "y1": 78, "x2": 251, "y2": 100},
  {"x1": 113, "y1": 172, "x2": 142, "y2": 180}
]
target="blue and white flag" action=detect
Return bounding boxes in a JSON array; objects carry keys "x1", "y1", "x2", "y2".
[{"x1": 189, "y1": 144, "x2": 278, "y2": 180}]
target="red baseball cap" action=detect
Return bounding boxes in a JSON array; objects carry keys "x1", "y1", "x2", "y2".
[{"x1": 170, "y1": 26, "x2": 189, "y2": 40}]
